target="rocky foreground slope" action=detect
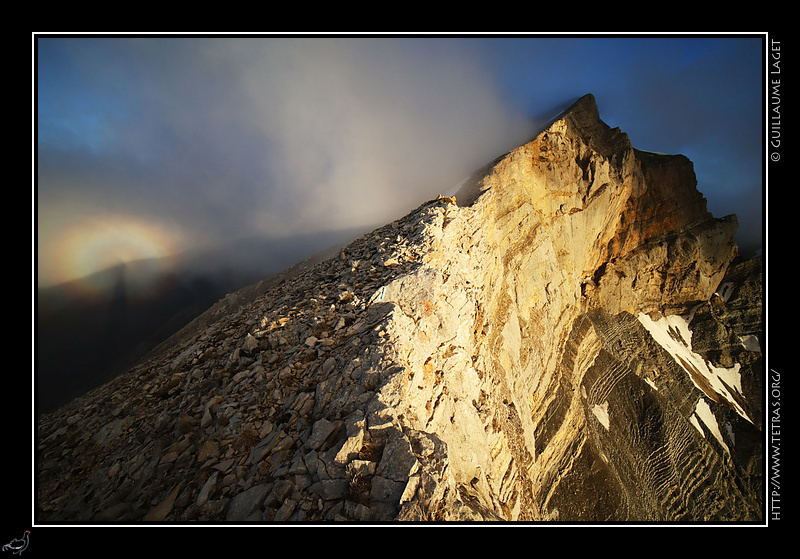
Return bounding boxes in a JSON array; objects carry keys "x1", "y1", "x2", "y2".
[{"x1": 36, "y1": 94, "x2": 763, "y2": 523}]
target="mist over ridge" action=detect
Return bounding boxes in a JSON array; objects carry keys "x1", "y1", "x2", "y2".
[{"x1": 37, "y1": 37, "x2": 536, "y2": 288}]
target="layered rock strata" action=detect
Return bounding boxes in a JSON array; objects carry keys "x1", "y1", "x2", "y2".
[{"x1": 36, "y1": 94, "x2": 763, "y2": 522}]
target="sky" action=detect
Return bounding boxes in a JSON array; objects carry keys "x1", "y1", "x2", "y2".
[{"x1": 35, "y1": 33, "x2": 765, "y2": 290}]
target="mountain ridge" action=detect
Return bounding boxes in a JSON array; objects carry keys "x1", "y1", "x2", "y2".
[
  {"x1": 36, "y1": 93, "x2": 763, "y2": 523},
  {"x1": 36, "y1": 224, "x2": 373, "y2": 415}
]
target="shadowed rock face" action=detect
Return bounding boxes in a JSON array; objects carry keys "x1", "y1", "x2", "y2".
[{"x1": 37, "y1": 94, "x2": 762, "y2": 523}]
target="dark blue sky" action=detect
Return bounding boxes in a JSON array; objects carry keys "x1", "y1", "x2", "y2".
[{"x1": 35, "y1": 34, "x2": 764, "y2": 288}]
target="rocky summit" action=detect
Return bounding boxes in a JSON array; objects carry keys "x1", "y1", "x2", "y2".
[{"x1": 36, "y1": 94, "x2": 763, "y2": 523}]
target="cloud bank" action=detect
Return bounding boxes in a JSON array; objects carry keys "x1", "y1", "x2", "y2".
[{"x1": 37, "y1": 37, "x2": 533, "y2": 287}]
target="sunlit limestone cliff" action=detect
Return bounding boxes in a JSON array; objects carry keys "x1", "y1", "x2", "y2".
[{"x1": 37, "y1": 94, "x2": 763, "y2": 523}]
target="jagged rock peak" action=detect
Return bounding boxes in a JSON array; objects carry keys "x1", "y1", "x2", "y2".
[
  {"x1": 459, "y1": 92, "x2": 737, "y2": 317},
  {"x1": 551, "y1": 93, "x2": 633, "y2": 156},
  {"x1": 37, "y1": 95, "x2": 762, "y2": 523}
]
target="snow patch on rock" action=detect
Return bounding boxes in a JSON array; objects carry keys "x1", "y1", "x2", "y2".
[
  {"x1": 637, "y1": 311, "x2": 751, "y2": 423},
  {"x1": 592, "y1": 401, "x2": 610, "y2": 430},
  {"x1": 692, "y1": 398, "x2": 730, "y2": 454}
]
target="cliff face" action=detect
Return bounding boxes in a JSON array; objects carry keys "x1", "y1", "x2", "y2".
[{"x1": 36, "y1": 94, "x2": 763, "y2": 523}]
